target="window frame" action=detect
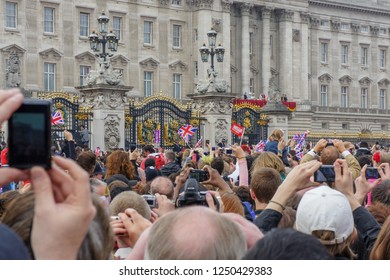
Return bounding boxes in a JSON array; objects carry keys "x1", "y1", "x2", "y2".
[
  {"x1": 341, "y1": 86, "x2": 348, "y2": 108},
  {"x1": 113, "y1": 16, "x2": 122, "y2": 40},
  {"x1": 43, "y1": 7, "x2": 55, "y2": 33},
  {"x1": 320, "y1": 84, "x2": 328, "y2": 106},
  {"x1": 79, "y1": 12, "x2": 90, "y2": 37},
  {"x1": 6, "y1": 1, "x2": 17, "y2": 29},
  {"x1": 44, "y1": 62, "x2": 56, "y2": 91},
  {"x1": 379, "y1": 49, "x2": 387, "y2": 69},
  {"x1": 144, "y1": 71, "x2": 153, "y2": 97},
  {"x1": 341, "y1": 45, "x2": 348, "y2": 65},
  {"x1": 320, "y1": 42, "x2": 328, "y2": 63},
  {"x1": 379, "y1": 88, "x2": 386, "y2": 110},
  {"x1": 173, "y1": 24, "x2": 182, "y2": 48},
  {"x1": 173, "y1": 73, "x2": 182, "y2": 99},
  {"x1": 361, "y1": 46, "x2": 368, "y2": 66},
  {"x1": 144, "y1": 21, "x2": 153, "y2": 45},
  {"x1": 79, "y1": 65, "x2": 91, "y2": 87},
  {"x1": 361, "y1": 87, "x2": 368, "y2": 109}
]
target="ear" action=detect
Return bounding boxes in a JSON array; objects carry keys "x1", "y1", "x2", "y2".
[{"x1": 249, "y1": 188, "x2": 257, "y2": 201}]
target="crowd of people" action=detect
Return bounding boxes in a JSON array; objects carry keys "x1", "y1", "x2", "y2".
[{"x1": 0, "y1": 88, "x2": 389, "y2": 260}]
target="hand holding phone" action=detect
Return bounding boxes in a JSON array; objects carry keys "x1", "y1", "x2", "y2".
[
  {"x1": 8, "y1": 99, "x2": 52, "y2": 169},
  {"x1": 189, "y1": 169, "x2": 209, "y2": 182},
  {"x1": 366, "y1": 167, "x2": 380, "y2": 180}
]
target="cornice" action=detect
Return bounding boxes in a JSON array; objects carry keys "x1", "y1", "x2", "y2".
[{"x1": 309, "y1": 0, "x2": 390, "y2": 17}]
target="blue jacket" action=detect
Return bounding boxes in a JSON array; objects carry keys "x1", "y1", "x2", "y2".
[{"x1": 264, "y1": 140, "x2": 289, "y2": 166}]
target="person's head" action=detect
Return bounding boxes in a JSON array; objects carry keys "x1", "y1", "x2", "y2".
[
  {"x1": 357, "y1": 155, "x2": 373, "y2": 168},
  {"x1": 360, "y1": 141, "x2": 369, "y2": 148},
  {"x1": 144, "y1": 157, "x2": 156, "y2": 168},
  {"x1": 250, "y1": 167, "x2": 282, "y2": 204},
  {"x1": 379, "y1": 152, "x2": 390, "y2": 165},
  {"x1": 243, "y1": 228, "x2": 332, "y2": 260},
  {"x1": 295, "y1": 186, "x2": 355, "y2": 259},
  {"x1": 105, "y1": 150, "x2": 137, "y2": 180},
  {"x1": 164, "y1": 151, "x2": 176, "y2": 163},
  {"x1": 221, "y1": 192, "x2": 245, "y2": 217},
  {"x1": 1, "y1": 192, "x2": 113, "y2": 259},
  {"x1": 0, "y1": 190, "x2": 21, "y2": 219},
  {"x1": 109, "y1": 191, "x2": 151, "y2": 220},
  {"x1": 367, "y1": 202, "x2": 390, "y2": 225},
  {"x1": 150, "y1": 176, "x2": 174, "y2": 200},
  {"x1": 76, "y1": 151, "x2": 97, "y2": 175},
  {"x1": 89, "y1": 178, "x2": 107, "y2": 196},
  {"x1": 371, "y1": 180, "x2": 390, "y2": 205},
  {"x1": 370, "y1": 216, "x2": 390, "y2": 260},
  {"x1": 320, "y1": 146, "x2": 339, "y2": 165},
  {"x1": 343, "y1": 142, "x2": 355, "y2": 154},
  {"x1": 268, "y1": 129, "x2": 284, "y2": 142},
  {"x1": 145, "y1": 207, "x2": 247, "y2": 259},
  {"x1": 80, "y1": 125, "x2": 85, "y2": 130},
  {"x1": 251, "y1": 152, "x2": 286, "y2": 176},
  {"x1": 91, "y1": 162, "x2": 104, "y2": 180},
  {"x1": 145, "y1": 166, "x2": 159, "y2": 183},
  {"x1": 211, "y1": 157, "x2": 225, "y2": 175},
  {"x1": 143, "y1": 145, "x2": 155, "y2": 156}
]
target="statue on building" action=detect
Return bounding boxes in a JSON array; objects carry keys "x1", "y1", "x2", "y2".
[
  {"x1": 268, "y1": 73, "x2": 281, "y2": 102},
  {"x1": 6, "y1": 51, "x2": 21, "y2": 88},
  {"x1": 84, "y1": 56, "x2": 124, "y2": 86},
  {"x1": 196, "y1": 68, "x2": 229, "y2": 94}
]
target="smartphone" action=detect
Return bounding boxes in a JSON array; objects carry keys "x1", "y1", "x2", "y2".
[
  {"x1": 366, "y1": 167, "x2": 379, "y2": 180},
  {"x1": 189, "y1": 169, "x2": 209, "y2": 182},
  {"x1": 314, "y1": 165, "x2": 335, "y2": 182},
  {"x1": 8, "y1": 99, "x2": 52, "y2": 169},
  {"x1": 205, "y1": 140, "x2": 210, "y2": 145},
  {"x1": 212, "y1": 147, "x2": 216, "y2": 151},
  {"x1": 142, "y1": 194, "x2": 158, "y2": 208},
  {"x1": 226, "y1": 148, "x2": 233, "y2": 155}
]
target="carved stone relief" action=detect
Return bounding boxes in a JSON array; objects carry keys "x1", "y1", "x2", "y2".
[
  {"x1": 215, "y1": 119, "x2": 228, "y2": 145},
  {"x1": 6, "y1": 51, "x2": 21, "y2": 88},
  {"x1": 104, "y1": 115, "x2": 121, "y2": 150}
]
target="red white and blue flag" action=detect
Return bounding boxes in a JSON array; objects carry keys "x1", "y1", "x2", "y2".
[
  {"x1": 294, "y1": 130, "x2": 309, "y2": 151},
  {"x1": 178, "y1": 124, "x2": 198, "y2": 143},
  {"x1": 194, "y1": 137, "x2": 203, "y2": 148},
  {"x1": 255, "y1": 140, "x2": 267, "y2": 153},
  {"x1": 51, "y1": 110, "x2": 64, "y2": 126}
]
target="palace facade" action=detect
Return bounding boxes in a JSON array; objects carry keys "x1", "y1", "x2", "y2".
[{"x1": 1, "y1": 0, "x2": 390, "y2": 136}]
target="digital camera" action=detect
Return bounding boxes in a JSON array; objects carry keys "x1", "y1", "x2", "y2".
[{"x1": 176, "y1": 178, "x2": 220, "y2": 211}]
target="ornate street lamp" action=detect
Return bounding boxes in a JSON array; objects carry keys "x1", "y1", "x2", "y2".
[
  {"x1": 199, "y1": 28, "x2": 224, "y2": 72},
  {"x1": 89, "y1": 11, "x2": 118, "y2": 61}
]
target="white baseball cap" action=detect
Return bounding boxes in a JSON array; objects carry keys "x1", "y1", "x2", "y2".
[{"x1": 295, "y1": 185, "x2": 354, "y2": 245}]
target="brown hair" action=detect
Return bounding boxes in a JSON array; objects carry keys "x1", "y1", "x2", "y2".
[
  {"x1": 370, "y1": 216, "x2": 390, "y2": 260},
  {"x1": 221, "y1": 192, "x2": 245, "y2": 217},
  {"x1": 105, "y1": 150, "x2": 137, "y2": 180},
  {"x1": 76, "y1": 151, "x2": 97, "y2": 175},
  {"x1": 367, "y1": 202, "x2": 390, "y2": 225},
  {"x1": 0, "y1": 190, "x2": 21, "y2": 219},
  {"x1": 312, "y1": 230, "x2": 356, "y2": 259},
  {"x1": 379, "y1": 152, "x2": 390, "y2": 165},
  {"x1": 320, "y1": 146, "x2": 339, "y2": 165},
  {"x1": 250, "y1": 167, "x2": 282, "y2": 203},
  {"x1": 1, "y1": 192, "x2": 113, "y2": 259}
]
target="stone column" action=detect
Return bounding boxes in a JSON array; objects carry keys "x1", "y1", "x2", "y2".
[
  {"x1": 191, "y1": 93, "x2": 234, "y2": 146},
  {"x1": 221, "y1": 0, "x2": 232, "y2": 84},
  {"x1": 241, "y1": 3, "x2": 253, "y2": 95},
  {"x1": 196, "y1": 0, "x2": 214, "y2": 80},
  {"x1": 300, "y1": 12, "x2": 310, "y2": 102},
  {"x1": 278, "y1": 9, "x2": 294, "y2": 100},
  {"x1": 77, "y1": 84, "x2": 132, "y2": 151},
  {"x1": 261, "y1": 6, "x2": 273, "y2": 97}
]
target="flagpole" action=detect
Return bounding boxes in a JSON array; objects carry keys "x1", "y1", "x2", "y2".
[{"x1": 239, "y1": 128, "x2": 245, "y2": 146}]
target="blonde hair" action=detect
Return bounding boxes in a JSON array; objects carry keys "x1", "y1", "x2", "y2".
[
  {"x1": 268, "y1": 129, "x2": 284, "y2": 142},
  {"x1": 312, "y1": 230, "x2": 356, "y2": 259},
  {"x1": 251, "y1": 152, "x2": 286, "y2": 176},
  {"x1": 370, "y1": 216, "x2": 390, "y2": 260}
]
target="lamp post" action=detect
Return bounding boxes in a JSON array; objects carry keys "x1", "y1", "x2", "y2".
[
  {"x1": 89, "y1": 11, "x2": 118, "y2": 61},
  {"x1": 199, "y1": 28, "x2": 225, "y2": 74}
]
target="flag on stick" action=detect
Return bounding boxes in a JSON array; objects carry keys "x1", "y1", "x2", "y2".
[
  {"x1": 230, "y1": 123, "x2": 245, "y2": 138},
  {"x1": 178, "y1": 124, "x2": 198, "y2": 143},
  {"x1": 51, "y1": 110, "x2": 64, "y2": 126}
]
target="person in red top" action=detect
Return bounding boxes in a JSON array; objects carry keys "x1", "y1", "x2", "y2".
[{"x1": 1, "y1": 147, "x2": 8, "y2": 167}]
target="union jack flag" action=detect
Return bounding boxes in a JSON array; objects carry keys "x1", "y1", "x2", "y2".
[
  {"x1": 295, "y1": 150, "x2": 304, "y2": 161},
  {"x1": 178, "y1": 124, "x2": 198, "y2": 143},
  {"x1": 294, "y1": 130, "x2": 309, "y2": 151},
  {"x1": 194, "y1": 137, "x2": 203, "y2": 148},
  {"x1": 51, "y1": 110, "x2": 64, "y2": 126},
  {"x1": 255, "y1": 140, "x2": 267, "y2": 153}
]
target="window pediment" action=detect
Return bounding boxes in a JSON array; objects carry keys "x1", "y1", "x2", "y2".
[
  {"x1": 139, "y1": 57, "x2": 160, "y2": 69},
  {"x1": 39, "y1": 48, "x2": 63, "y2": 60},
  {"x1": 75, "y1": 51, "x2": 96, "y2": 63},
  {"x1": 318, "y1": 73, "x2": 333, "y2": 83},
  {"x1": 111, "y1": 54, "x2": 130, "y2": 67},
  {"x1": 169, "y1": 60, "x2": 188, "y2": 71}
]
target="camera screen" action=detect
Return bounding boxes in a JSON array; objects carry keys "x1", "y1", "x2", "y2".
[
  {"x1": 366, "y1": 167, "x2": 379, "y2": 180},
  {"x1": 10, "y1": 112, "x2": 48, "y2": 167},
  {"x1": 314, "y1": 165, "x2": 335, "y2": 182}
]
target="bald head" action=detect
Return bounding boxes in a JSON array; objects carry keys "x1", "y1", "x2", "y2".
[
  {"x1": 150, "y1": 176, "x2": 174, "y2": 199},
  {"x1": 145, "y1": 207, "x2": 247, "y2": 259}
]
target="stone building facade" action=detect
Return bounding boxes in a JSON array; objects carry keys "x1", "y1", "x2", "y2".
[{"x1": 1, "y1": 0, "x2": 390, "y2": 135}]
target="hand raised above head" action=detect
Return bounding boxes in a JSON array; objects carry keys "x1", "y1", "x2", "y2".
[{"x1": 0, "y1": 88, "x2": 24, "y2": 125}]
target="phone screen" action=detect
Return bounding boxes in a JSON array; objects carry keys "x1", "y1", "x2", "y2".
[
  {"x1": 314, "y1": 165, "x2": 335, "y2": 182},
  {"x1": 366, "y1": 167, "x2": 379, "y2": 179},
  {"x1": 9, "y1": 100, "x2": 51, "y2": 169},
  {"x1": 226, "y1": 149, "x2": 233, "y2": 155}
]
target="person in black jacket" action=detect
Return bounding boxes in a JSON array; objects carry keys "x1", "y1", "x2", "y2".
[{"x1": 160, "y1": 151, "x2": 181, "y2": 177}]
